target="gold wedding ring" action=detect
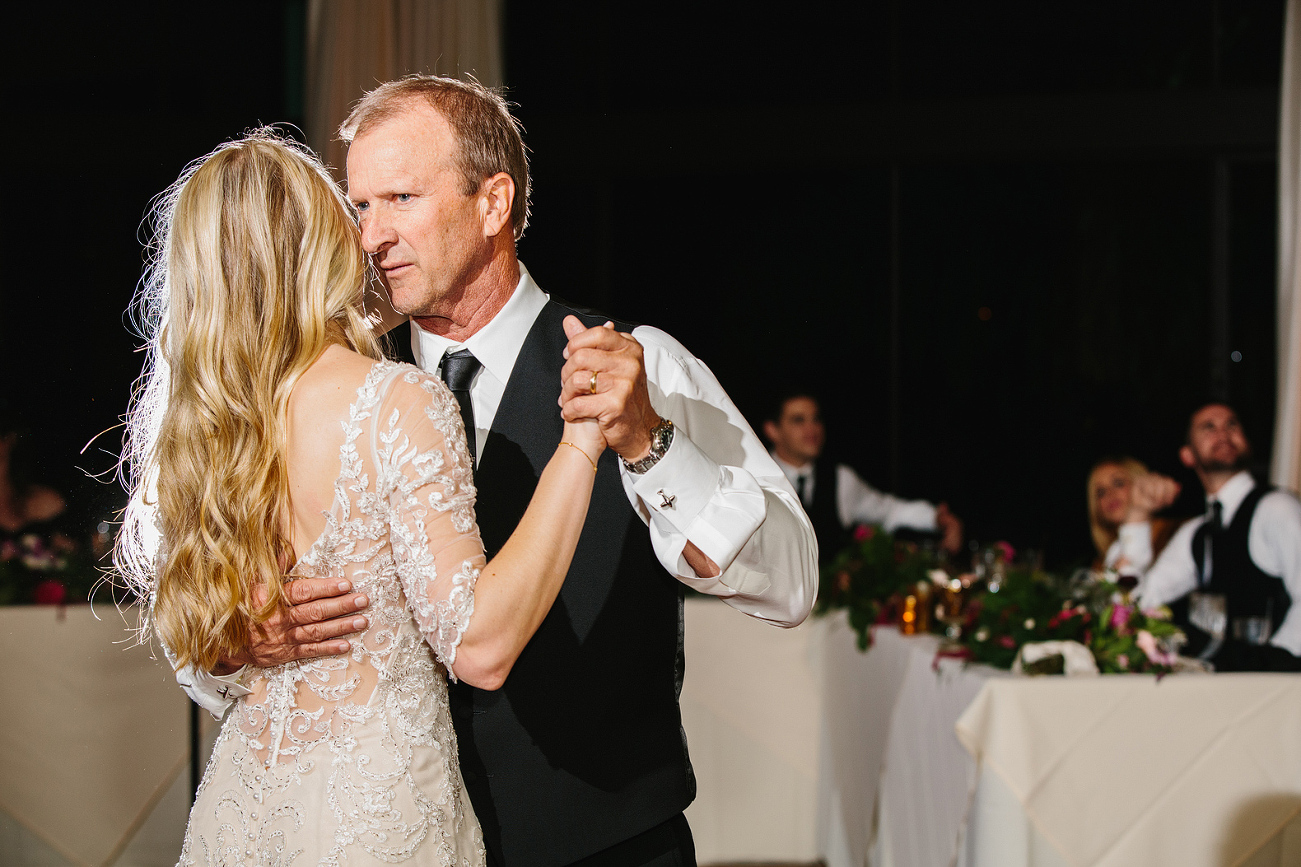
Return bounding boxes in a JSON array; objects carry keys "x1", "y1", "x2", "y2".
[{"x1": 589, "y1": 371, "x2": 599, "y2": 394}]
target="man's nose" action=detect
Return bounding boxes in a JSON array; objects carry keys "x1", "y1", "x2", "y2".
[{"x1": 359, "y1": 213, "x2": 396, "y2": 254}]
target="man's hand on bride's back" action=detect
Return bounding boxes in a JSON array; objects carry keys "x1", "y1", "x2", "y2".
[{"x1": 217, "y1": 578, "x2": 371, "y2": 672}]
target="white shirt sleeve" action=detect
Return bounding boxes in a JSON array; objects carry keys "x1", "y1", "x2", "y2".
[
  {"x1": 835, "y1": 464, "x2": 937, "y2": 533},
  {"x1": 1136, "y1": 517, "x2": 1201, "y2": 609},
  {"x1": 622, "y1": 326, "x2": 818, "y2": 627},
  {"x1": 1247, "y1": 491, "x2": 1301, "y2": 656},
  {"x1": 175, "y1": 663, "x2": 251, "y2": 719},
  {"x1": 1108, "y1": 522, "x2": 1156, "y2": 574}
]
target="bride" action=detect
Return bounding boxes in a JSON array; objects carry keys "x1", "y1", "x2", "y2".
[{"x1": 116, "y1": 130, "x2": 604, "y2": 865}]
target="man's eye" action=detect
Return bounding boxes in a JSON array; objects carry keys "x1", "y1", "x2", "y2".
[
  {"x1": 397, "y1": 193, "x2": 412, "y2": 203},
  {"x1": 353, "y1": 202, "x2": 368, "y2": 213}
]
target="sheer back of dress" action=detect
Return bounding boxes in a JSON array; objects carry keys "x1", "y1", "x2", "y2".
[
  {"x1": 179, "y1": 359, "x2": 487, "y2": 864},
  {"x1": 233, "y1": 360, "x2": 485, "y2": 771}
]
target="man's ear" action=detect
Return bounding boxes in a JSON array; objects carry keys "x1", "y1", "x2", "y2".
[
  {"x1": 1179, "y1": 444, "x2": 1196, "y2": 469},
  {"x1": 481, "y1": 172, "x2": 516, "y2": 239},
  {"x1": 762, "y1": 420, "x2": 779, "y2": 445}
]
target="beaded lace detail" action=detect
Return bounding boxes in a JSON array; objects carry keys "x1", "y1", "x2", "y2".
[{"x1": 178, "y1": 361, "x2": 486, "y2": 867}]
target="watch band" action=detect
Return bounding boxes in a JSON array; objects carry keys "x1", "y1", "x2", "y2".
[{"x1": 622, "y1": 418, "x2": 674, "y2": 474}]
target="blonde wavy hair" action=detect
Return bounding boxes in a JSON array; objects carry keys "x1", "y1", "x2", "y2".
[
  {"x1": 116, "y1": 130, "x2": 382, "y2": 671},
  {"x1": 1086, "y1": 456, "x2": 1150, "y2": 557}
]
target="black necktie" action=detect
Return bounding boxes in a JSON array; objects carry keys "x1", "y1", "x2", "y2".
[
  {"x1": 796, "y1": 474, "x2": 809, "y2": 507},
  {"x1": 1200, "y1": 500, "x2": 1224, "y2": 586},
  {"x1": 440, "y1": 349, "x2": 482, "y2": 464}
]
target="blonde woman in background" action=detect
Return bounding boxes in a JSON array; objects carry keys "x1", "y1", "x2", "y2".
[
  {"x1": 116, "y1": 131, "x2": 605, "y2": 865},
  {"x1": 1087, "y1": 457, "x2": 1181, "y2": 578}
]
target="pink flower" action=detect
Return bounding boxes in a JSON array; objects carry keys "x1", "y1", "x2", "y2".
[
  {"x1": 1135, "y1": 630, "x2": 1178, "y2": 667},
  {"x1": 997, "y1": 635, "x2": 1017, "y2": 649},
  {"x1": 1109, "y1": 605, "x2": 1132, "y2": 632},
  {"x1": 853, "y1": 525, "x2": 875, "y2": 542},
  {"x1": 33, "y1": 580, "x2": 67, "y2": 606},
  {"x1": 1049, "y1": 606, "x2": 1080, "y2": 630},
  {"x1": 1116, "y1": 654, "x2": 1129, "y2": 670},
  {"x1": 995, "y1": 541, "x2": 1016, "y2": 562}
]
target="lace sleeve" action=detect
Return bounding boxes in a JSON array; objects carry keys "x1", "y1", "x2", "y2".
[{"x1": 376, "y1": 367, "x2": 486, "y2": 678}]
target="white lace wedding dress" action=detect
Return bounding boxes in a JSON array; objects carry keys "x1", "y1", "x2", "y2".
[{"x1": 178, "y1": 361, "x2": 487, "y2": 867}]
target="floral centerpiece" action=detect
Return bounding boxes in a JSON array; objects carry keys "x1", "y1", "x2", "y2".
[
  {"x1": 0, "y1": 532, "x2": 103, "y2": 606},
  {"x1": 816, "y1": 527, "x2": 1188, "y2": 676},
  {"x1": 818, "y1": 524, "x2": 942, "y2": 650},
  {"x1": 958, "y1": 566, "x2": 1086, "y2": 670},
  {"x1": 958, "y1": 568, "x2": 1185, "y2": 675}
]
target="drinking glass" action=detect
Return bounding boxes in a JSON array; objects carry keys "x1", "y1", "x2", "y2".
[{"x1": 1231, "y1": 616, "x2": 1272, "y2": 645}]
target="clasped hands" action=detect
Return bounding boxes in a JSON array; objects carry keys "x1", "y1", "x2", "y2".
[{"x1": 222, "y1": 316, "x2": 661, "y2": 672}]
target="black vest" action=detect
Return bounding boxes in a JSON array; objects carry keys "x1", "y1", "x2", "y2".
[
  {"x1": 437, "y1": 302, "x2": 693, "y2": 867},
  {"x1": 806, "y1": 461, "x2": 849, "y2": 566},
  {"x1": 1191, "y1": 483, "x2": 1291, "y2": 638}
]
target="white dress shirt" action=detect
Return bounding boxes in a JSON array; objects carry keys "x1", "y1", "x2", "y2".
[
  {"x1": 772, "y1": 456, "x2": 937, "y2": 533},
  {"x1": 1138, "y1": 470, "x2": 1301, "y2": 656},
  {"x1": 181, "y1": 264, "x2": 817, "y2": 717},
  {"x1": 1105, "y1": 521, "x2": 1156, "y2": 573}
]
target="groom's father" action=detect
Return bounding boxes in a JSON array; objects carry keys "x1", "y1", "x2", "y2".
[{"x1": 183, "y1": 76, "x2": 817, "y2": 867}]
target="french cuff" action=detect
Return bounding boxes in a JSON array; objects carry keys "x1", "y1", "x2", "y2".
[
  {"x1": 627, "y1": 431, "x2": 764, "y2": 578},
  {"x1": 176, "y1": 663, "x2": 252, "y2": 720}
]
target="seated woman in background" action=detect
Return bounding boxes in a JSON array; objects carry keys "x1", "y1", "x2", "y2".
[{"x1": 1087, "y1": 457, "x2": 1181, "y2": 577}]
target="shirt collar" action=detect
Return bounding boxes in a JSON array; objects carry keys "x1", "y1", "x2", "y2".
[
  {"x1": 771, "y1": 453, "x2": 813, "y2": 484},
  {"x1": 410, "y1": 262, "x2": 549, "y2": 382},
  {"x1": 1208, "y1": 469, "x2": 1255, "y2": 525}
]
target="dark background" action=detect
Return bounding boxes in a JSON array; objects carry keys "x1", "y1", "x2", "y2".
[{"x1": 4, "y1": 1, "x2": 1287, "y2": 569}]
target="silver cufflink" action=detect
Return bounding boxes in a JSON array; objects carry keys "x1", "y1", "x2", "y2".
[{"x1": 658, "y1": 490, "x2": 676, "y2": 509}]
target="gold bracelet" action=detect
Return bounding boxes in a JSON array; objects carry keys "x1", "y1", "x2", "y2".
[{"x1": 559, "y1": 441, "x2": 598, "y2": 473}]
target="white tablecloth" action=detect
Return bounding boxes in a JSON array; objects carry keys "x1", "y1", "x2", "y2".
[
  {"x1": 681, "y1": 598, "x2": 1301, "y2": 867},
  {"x1": 956, "y1": 674, "x2": 1301, "y2": 867},
  {"x1": 0, "y1": 605, "x2": 215, "y2": 867},
  {"x1": 680, "y1": 598, "x2": 961, "y2": 866}
]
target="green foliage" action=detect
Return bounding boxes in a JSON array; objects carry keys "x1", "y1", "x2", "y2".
[
  {"x1": 818, "y1": 526, "x2": 941, "y2": 650},
  {"x1": 961, "y1": 568, "x2": 1089, "y2": 669},
  {"x1": 816, "y1": 528, "x2": 1186, "y2": 676}
]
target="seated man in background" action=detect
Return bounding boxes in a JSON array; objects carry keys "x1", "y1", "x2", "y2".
[
  {"x1": 1138, "y1": 402, "x2": 1301, "y2": 671},
  {"x1": 762, "y1": 391, "x2": 963, "y2": 564}
]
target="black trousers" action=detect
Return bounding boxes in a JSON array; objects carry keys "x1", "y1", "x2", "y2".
[{"x1": 566, "y1": 814, "x2": 696, "y2": 867}]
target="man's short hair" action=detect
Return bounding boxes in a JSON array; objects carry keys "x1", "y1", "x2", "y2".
[
  {"x1": 338, "y1": 74, "x2": 532, "y2": 240},
  {"x1": 1187, "y1": 401, "x2": 1242, "y2": 444},
  {"x1": 764, "y1": 389, "x2": 820, "y2": 426}
]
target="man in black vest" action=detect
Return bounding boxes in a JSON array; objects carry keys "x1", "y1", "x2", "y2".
[
  {"x1": 1138, "y1": 403, "x2": 1301, "y2": 671},
  {"x1": 177, "y1": 77, "x2": 817, "y2": 866},
  {"x1": 760, "y1": 391, "x2": 963, "y2": 564}
]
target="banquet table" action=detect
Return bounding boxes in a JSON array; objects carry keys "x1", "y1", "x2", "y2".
[
  {"x1": 5, "y1": 599, "x2": 1297, "y2": 866},
  {"x1": 1, "y1": 604, "x2": 215, "y2": 867},
  {"x1": 679, "y1": 597, "x2": 1301, "y2": 867}
]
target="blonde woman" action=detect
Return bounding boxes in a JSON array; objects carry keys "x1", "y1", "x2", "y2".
[
  {"x1": 116, "y1": 131, "x2": 604, "y2": 865},
  {"x1": 1087, "y1": 457, "x2": 1180, "y2": 577}
]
